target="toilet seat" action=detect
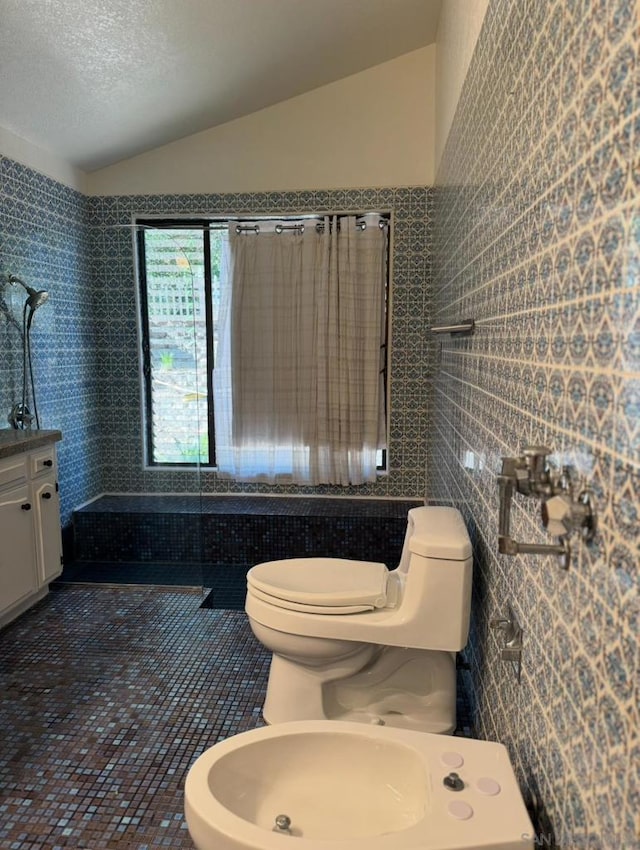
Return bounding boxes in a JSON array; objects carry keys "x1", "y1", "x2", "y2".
[
  {"x1": 247, "y1": 558, "x2": 395, "y2": 614},
  {"x1": 248, "y1": 586, "x2": 373, "y2": 614}
]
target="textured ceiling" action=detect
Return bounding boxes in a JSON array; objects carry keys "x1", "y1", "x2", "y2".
[{"x1": 0, "y1": 0, "x2": 442, "y2": 172}]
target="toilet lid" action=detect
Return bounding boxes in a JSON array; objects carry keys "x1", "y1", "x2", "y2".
[{"x1": 247, "y1": 558, "x2": 390, "y2": 610}]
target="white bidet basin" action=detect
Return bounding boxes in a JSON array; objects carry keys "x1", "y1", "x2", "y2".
[{"x1": 184, "y1": 721, "x2": 534, "y2": 850}]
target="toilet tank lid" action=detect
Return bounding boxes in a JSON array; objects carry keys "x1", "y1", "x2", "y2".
[{"x1": 407, "y1": 506, "x2": 472, "y2": 560}]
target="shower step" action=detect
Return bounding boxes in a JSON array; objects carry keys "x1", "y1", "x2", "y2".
[{"x1": 57, "y1": 559, "x2": 250, "y2": 608}]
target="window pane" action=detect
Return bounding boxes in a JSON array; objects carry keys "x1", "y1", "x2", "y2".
[{"x1": 143, "y1": 228, "x2": 208, "y2": 464}]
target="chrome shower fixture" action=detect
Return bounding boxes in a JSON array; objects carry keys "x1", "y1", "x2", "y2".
[
  {"x1": 7, "y1": 274, "x2": 49, "y2": 314},
  {"x1": 497, "y1": 445, "x2": 596, "y2": 570},
  {"x1": 4, "y1": 273, "x2": 50, "y2": 430}
]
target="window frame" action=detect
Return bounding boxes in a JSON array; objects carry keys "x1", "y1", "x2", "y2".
[
  {"x1": 136, "y1": 218, "x2": 217, "y2": 468},
  {"x1": 135, "y1": 214, "x2": 391, "y2": 472}
]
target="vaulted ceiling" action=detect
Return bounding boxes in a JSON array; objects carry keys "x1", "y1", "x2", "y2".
[{"x1": 0, "y1": 0, "x2": 441, "y2": 171}]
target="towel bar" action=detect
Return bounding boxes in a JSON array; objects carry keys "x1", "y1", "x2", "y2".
[{"x1": 430, "y1": 319, "x2": 475, "y2": 336}]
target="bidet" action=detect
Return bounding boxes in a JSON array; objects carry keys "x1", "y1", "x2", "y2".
[{"x1": 184, "y1": 720, "x2": 534, "y2": 850}]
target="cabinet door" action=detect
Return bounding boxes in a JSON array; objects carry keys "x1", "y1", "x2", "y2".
[
  {"x1": 32, "y1": 478, "x2": 63, "y2": 584},
  {"x1": 0, "y1": 484, "x2": 38, "y2": 613}
]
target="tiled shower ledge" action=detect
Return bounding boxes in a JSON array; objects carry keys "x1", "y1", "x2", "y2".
[
  {"x1": 77, "y1": 494, "x2": 422, "y2": 516},
  {"x1": 71, "y1": 496, "x2": 422, "y2": 568}
]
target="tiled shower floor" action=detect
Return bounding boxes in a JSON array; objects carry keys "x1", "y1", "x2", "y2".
[
  {"x1": 59, "y1": 561, "x2": 250, "y2": 609},
  {"x1": 0, "y1": 585, "x2": 270, "y2": 849}
]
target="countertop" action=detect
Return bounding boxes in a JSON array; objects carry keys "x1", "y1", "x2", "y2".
[{"x1": 0, "y1": 429, "x2": 62, "y2": 460}]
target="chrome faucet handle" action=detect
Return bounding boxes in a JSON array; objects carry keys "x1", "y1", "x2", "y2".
[
  {"x1": 490, "y1": 615, "x2": 520, "y2": 645},
  {"x1": 522, "y1": 445, "x2": 552, "y2": 462},
  {"x1": 541, "y1": 490, "x2": 596, "y2": 541},
  {"x1": 521, "y1": 445, "x2": 553, "y2": 495},
  {"x1": 491, "y1": 607, "x2": 523, "y2": 681},
  {"x1": 541, "y1": 494, "x2": 573, "y2": 537},
  {"x1": 501, "y1": 646, "x2": 522, "y2": 663}
]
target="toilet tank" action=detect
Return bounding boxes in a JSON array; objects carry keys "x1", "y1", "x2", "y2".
[
  {"x1": 407, "y1": 506, "x2": 472, "y2": 562},
  {"x1": 402, "y1": 506, "x2": 473, "y2": 651}
]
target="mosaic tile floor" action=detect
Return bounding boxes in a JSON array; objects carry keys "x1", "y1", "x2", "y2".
[
  {"x1": 0, "y1": 584, "x2": 475, "y2": 849},
  {"x1": 0, "y1": 585, "x2": 270, "y2": 849}
]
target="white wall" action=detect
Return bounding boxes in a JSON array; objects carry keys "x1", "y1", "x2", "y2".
[
  {"x1": 87, "y1": 46, "x2": 436, "y2": 196},
  {"x1": 0, "y1": 125, "x2": 87, "y2": 192},
  {"x1": 435, "y1": 0, "x2": 489, "y2": 176}
]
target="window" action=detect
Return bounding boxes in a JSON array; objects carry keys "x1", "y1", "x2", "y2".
[
  {"x1": 136, "y1": 215, "x2": 390, "y2": 480},
  {"x1": 136, "y1": 220, "x2": 221, "y2": 466}
]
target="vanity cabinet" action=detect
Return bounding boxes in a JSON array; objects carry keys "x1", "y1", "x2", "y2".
[{"x1": 0, "y1": 437, "x2": 62, "y2": 628}]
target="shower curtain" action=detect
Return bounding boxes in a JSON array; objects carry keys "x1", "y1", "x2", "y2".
[{"x1": 213, "y1": 214, "x2": 387, "y2": 485}]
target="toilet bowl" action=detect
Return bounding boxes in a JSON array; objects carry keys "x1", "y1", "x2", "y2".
[
  {"x1": 184, "y1": 720, "x2": 534, "y2": 850},
  {"x1": 245, "y1": 506, "x2": 472, "y2": 733}
]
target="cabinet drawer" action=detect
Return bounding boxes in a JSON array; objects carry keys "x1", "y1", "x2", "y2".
[
  {"x1": 0, "y1": 456, "x2": 27, "y2": 490},
  {"x1": 30, "y1": 448, "x2": 57, "y2": 478}
]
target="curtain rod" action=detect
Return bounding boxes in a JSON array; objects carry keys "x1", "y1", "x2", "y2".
[{"x1": 235, "y1": 219, "x2": 389, "y2": 235}]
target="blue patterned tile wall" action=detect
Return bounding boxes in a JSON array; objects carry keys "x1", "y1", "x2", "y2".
[
  {"x1": 0, "y1": 158, "x2": 101, "y2": 525},
  {"x1": 0, "y1": 166, "x2": 432, "y2": 522},
  {"x1": 432, "y1": 1, "x2": 638, "y2": 847},
  {"x1": 89, "y1": 187, "x2": 434, "y2": 498}
]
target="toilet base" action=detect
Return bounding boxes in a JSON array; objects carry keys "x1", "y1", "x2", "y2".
[{"x1": 263, "y1": 646, "x2": 457, "y2": 734}]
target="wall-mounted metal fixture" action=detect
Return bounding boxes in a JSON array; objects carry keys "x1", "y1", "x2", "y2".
[
  {"x1": 3, "y1": 274, "x2": 50, "y2": 430},
  {"x1": 497, "y1": 445, "x2": 596, "y2": 570},
  {"x1": 430, "y1": 319, "x2": 475, "y2": 336},
  {"x1": 490, "y1": 604, "x2": 523, "y2": 682}
]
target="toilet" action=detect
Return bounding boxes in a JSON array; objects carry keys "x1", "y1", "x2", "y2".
[
  {"x1": 184, "y1": 720, "x2": 535, "y2": 850},
  {"x1": 245, "y1": 506, "x2": 472, "y2": 733}
]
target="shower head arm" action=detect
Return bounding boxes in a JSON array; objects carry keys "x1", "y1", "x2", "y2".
[
  {"x1": 6, "y1": 274, "x2": 49, "y2": 311},
  {"x1": 7, "y1": 274, "x2": 31, "y2": 294}
]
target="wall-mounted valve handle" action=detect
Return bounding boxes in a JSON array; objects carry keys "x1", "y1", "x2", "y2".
[
  {"x1": 520, "y1": 445, "x2": 553, "y2": 496},
  {"x1": 522, "y1": 445, "x2": 552, "y2": 474},
  {"x1": 541, "y1": 491, "x2": 596, "y2": 541},
  {"x1": 491, "y1": 605, "x2": 523, "y2": 679},
  {"x1": 497, "y1": 445, "x2": 596, "y2": 570},
  {"x1": 490, "y1": 611, "x2": 522, "y2": 648}
]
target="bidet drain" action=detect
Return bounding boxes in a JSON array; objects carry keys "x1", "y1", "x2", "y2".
[{"x1": 273, "y1": 814, "x2": 292, "y2": 834}]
